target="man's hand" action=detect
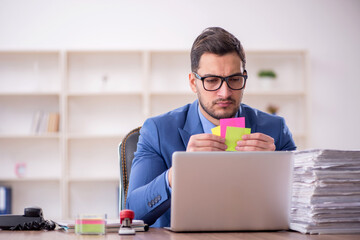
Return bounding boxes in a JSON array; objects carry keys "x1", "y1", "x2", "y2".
[
  {"x1": 235, "y1": 133, "x2": 275, "y2": 151},
  {"x1": 186, "y1": 133, "x2": 227, "y2": 152}
]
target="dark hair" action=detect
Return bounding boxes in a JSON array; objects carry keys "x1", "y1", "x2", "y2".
[{"x1": 190, "y1": 27, "x2": 246, "y2": 72}]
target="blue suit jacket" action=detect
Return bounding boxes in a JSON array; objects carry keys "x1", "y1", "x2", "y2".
[{"x1": 126, "y1": 100, "x2": 296, "y2": 227}]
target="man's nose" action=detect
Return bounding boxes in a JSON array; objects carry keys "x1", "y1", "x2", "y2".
[{"x1": 217, "y1": 81, "x2": 232, "y2": 98}]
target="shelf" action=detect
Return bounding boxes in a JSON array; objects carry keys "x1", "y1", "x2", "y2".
[
  {"x1": 150, "y1": 90, "x2": 194, "y2": 96},
  {"x1": 150, "y1": 51, "x2": 190, "y2": 93},
  {"x1": 150, "y1": 94, "x2": 197, "y2": 117},
  {"x1": 246, "y1": 49, "x2": 307, "y2": 54},
  {"x1": 242, "y1": 94, "x2": 306, "y2": 134},
  {"x1": 0, "y1": 92, "x2": 60, "y2": 96},
  {"x1": 67, "y1": 95, "x2": 144, "y2": 135},
  {"x1": 0, "y1": 177, "x2": 60, "y2": 182},
  {"x1": 0, "y1": 95, "x2": 60, "y2": 135},
  {"x1": 67, "y1": 51, "x2": 143, "y2": 93},
  {"x1": 68, "y1": 177, "x2": 119, "y2": 182},
  {"x1": 68, "y1": 138, "x2": 120, "y2": 180},
  {"x1": 245, "y1": 90, "x2": 306, "y2": 96},
  {"x1": 1, "y1": 49, "x2": 308, "y2": 219},
  {"x1": 67, "y1": 134, "x2": 124, "y2": 140},
  {"x1": 0, "y1": 133, "x2": 60, "y2": 139},
  {"x1": 2, "y1": 181, "x2": 61, "y2": 219},
  {"x1": 0, "y1": 137, "x2": 61, "y2": 180},
  {"x1": 67, "y1": 91, "x2": 143, "y2": 97},
  {"x1": 245, "y1": 51, "x2": 306, "y2": 93},
  {"x1": 0, "y1": 52, "x2": 61, "y2": 93}
]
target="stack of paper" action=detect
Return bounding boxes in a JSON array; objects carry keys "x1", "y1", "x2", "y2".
[{"x1": 290, "y1": 149, "x2": 360, "y2": 234}]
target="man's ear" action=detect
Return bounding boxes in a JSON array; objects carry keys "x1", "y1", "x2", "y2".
[
  {"x1": 243, "y1": 70, "x2": 248, "y2": 89},
  {"x1": 189, "y1": 73, "x2": 197, "y2": 93}
]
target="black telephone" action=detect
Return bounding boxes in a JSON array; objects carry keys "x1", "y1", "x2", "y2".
[{"x1": 0, "y1": 207, "x2": 55, "y2": 230}]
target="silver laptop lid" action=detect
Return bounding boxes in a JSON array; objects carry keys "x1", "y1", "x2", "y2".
[{"x1": 170, "y1": 151, "x2": 294, "y2": 232}]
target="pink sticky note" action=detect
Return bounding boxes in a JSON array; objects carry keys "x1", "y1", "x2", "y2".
[{"x1": 220, "y1": 117, "x2": 245, "y2": 138}]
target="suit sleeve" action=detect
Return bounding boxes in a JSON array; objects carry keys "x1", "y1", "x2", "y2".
[
  {"x1": 277, "y1": 117, "x2": 297, "y2": 151},
  {"x1": 126, "y1": 118, "x2": 171, "y2": 226}
]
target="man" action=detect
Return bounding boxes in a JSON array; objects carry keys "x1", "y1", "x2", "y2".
[{"x1": 126, "y1": 27, "x2": 296, "y2": 227}]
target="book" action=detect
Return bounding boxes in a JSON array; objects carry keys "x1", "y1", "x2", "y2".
[
  {"x1": 31, "y1": 111, "x2": 60, "y2": 134},
  {"x1": 30, "y1": 111, "x2": 43, "y2": 134},
  {"x1": 0, "y1": 186, "x2": 11, "y2": 214},
  {"x1": 47, "y1": 113, "x2": 60, "y2": 132}
]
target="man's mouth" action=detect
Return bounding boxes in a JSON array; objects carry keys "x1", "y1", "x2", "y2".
[{"x1": 214, "y1": 99, "x2": 235, "y2": 108}]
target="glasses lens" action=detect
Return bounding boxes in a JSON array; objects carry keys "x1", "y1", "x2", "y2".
[
  {"x1": 227, "y1": 76, "x2": 245, "y2": 90},
  {"x1": 203, "y1": 77, "x2": 222, "y2": 91}
]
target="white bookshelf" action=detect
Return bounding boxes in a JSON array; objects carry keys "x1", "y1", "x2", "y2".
[
  {"x1": 0, "y1": 49, "x2": 309, "y2": 219},
  {"x1": 244, "y1": 50, "x2": 309, "y2": 149}
]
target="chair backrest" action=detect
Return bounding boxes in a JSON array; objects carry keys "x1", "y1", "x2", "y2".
[{"x1": 119, "y1": 126, "x2": 141, "y2": 211}]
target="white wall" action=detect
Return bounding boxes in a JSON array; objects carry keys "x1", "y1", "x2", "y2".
[{"x1": 1, "y1": 0, "x2": 359, "y2": 149}]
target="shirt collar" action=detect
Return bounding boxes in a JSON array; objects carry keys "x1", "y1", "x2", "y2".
[{"x1": 198, "y1": 106, "x2": 240, "y2": 134}]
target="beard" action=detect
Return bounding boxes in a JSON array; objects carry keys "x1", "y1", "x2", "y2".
[{"x1": 197, "y1": 93, "x2": 241, "y2": 120}]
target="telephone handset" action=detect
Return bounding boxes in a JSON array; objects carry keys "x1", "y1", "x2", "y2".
[{"x1": 0, "y1": 207, "x2": 55, "y2": 230}]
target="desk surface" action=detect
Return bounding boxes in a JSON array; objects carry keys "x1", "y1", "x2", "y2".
[{"x1": 1, "y1": 228, "x2": 360, "y2": 240}]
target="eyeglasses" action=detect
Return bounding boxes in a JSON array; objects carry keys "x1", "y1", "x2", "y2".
[{"x1": 193, "y1": 71, "x2": 248, "y2": 91}]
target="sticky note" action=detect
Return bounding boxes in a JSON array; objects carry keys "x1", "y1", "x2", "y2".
[
  {"x1": 75, "y1": 215, "x2": 106, "y2": 235},
  {"x1": 220, "y1": 117, "x2": 245, "y2": 138},
  {"x1": 225, "y1": 127, "x2": 251, "y2": 151},
  {"x1": 75, "y1": 219, "x2": 105, "y2": 234},
  {"x1": 211, "y1": 126, "x2": 221, "y2": 136}
]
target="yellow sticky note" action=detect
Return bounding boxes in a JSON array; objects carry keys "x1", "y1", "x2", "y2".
[
  {"x1": 225, "y1": 127, "x2": 251, "y2": 151},
  {"x1": 211, "y1": 126, "x2": 221, "y2": 136}
]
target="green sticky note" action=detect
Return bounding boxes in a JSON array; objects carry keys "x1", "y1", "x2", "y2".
[
  {"x1": 225, "y1": 127, "x2": 251, "y2": 151},
  {"x1": 75, "y1": 224, "x2": 105, "y2": 234},
  {"x1": 211, "y1": 126, "x2": 221, "y2": 136},
  {"x1": 75, "y1": 218, "x2": 106, "y2": 235}
]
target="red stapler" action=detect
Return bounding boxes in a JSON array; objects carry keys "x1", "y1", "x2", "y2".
[{"x1": 118, "y1": 209, "x2": 135, "y2": 235}]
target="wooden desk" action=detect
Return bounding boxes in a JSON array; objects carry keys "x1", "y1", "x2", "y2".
[{"x1": 1, "y1": 228, "x2": 359, "y2": 240}]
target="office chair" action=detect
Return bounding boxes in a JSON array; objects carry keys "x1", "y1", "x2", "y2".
[{"x1": 119, "y1": 126, "x2": 141, "y2": 211}]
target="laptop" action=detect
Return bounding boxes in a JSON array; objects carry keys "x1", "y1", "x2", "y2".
[{"x1": 169, "y1": 151, "x2": 294, "y2": 232}]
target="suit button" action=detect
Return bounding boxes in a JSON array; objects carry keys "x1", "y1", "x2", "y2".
[
  {"x1": 148, "y1": 202, "x2": 152, "y2": 207},
  {"x1": 151, "y1": 200, "x2": 155, "y2": 205},
  {"x1": 157, "y1": 196, "x2": 161, "y2": 201}
]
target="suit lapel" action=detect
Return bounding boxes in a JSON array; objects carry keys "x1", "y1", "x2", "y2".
[
  {"x1": 240, "y1": 104, "x2": 252, "y2": 130},
  {"x1": 178, "y1": 100, "x2": 204, "y2": 149}
]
